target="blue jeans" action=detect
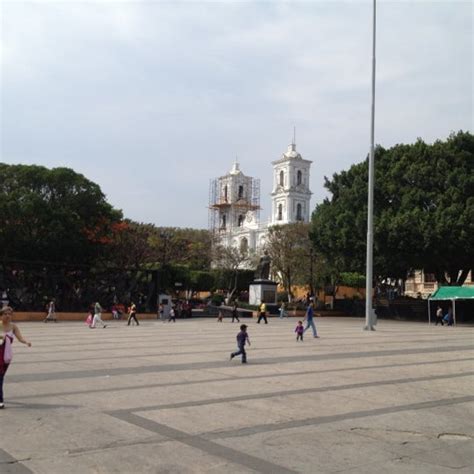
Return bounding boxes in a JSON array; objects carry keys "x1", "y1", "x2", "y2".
[
  {"x1": 304, "y1": 319, "x2": 317, "y2": 337},
  {"x1": 232, "y1": 345, "x2": 247, "y2": 363}
]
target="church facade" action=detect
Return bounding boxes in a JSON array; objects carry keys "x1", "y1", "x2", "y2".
[{"x1": 209, "y1": 141, "x2": 312, "y2": 256}]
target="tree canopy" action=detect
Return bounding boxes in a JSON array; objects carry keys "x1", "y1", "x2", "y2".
[
  {"x1": 0, "y1": 164, "x2": 217, "y2": 308},
  {"x1": 311, "y1": 131, "x2": 474, "y2": 285},
  {"x1": 0, "y1": 164, "x2": 122, "y2": 264},
  {"x1": 105, "y1": 222, "x2": 213, "y2": 271}
]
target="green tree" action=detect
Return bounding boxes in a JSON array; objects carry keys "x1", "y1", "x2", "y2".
[
  {"x1": 106, "y1": 220, "x2": 158, "y2": 269},
  {"x1": 265, "y1": 223, "x2": 311, "y2": 301},
  {"x1": 311, "y1": 131, "x2": 474, "y2": 285},
  {"x1": 152, "y1": 228, "x2": 212, "y2": 270},
  {"x1": 339, "y1": 272, "x2": 366, "y2": 288},
  {"x1": 0, "y1": 164, "x2": 121, "y2": 264},
  {"x1": 106, "y1": 224, "x2": 213, "y2": 271}
]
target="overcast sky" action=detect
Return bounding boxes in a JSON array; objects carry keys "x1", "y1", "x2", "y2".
[{"x1": 1, "y1": 0, "x2": 472, "y2": 228}]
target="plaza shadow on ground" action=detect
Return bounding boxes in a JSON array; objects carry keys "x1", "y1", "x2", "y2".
[{"x1": 1, "y1": 317, "x2": 473, "y2": 473}]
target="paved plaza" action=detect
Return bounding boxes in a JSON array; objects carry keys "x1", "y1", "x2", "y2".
[{"x1": 1, "y1": 317, "x2": 473, "y2": 473}]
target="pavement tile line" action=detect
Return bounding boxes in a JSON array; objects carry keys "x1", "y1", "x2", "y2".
[
  {"x1": 0, "y1": 448, "x2": 34, "y2": 474},
  {"x1": 110, "y1": 371, "x2": 474, "y2": 414},
  {"x1": 107, "y1": 396, "x2": 474, "y2": 474},
  {"x1": 109, "y1": 411, "x2": 298, "y2": 474},
  {"x1": 201, "y1": 395, "x2": 474, "y2": 440},
  {"x1": 3, "y1": 400, "x2": 80, "y2": 411},
  {"x1": 13, "y1": 357, "x2": 474, "y2": 401},
  {"x1": 8, "y1": 344, "x2": 474, "y2": 383}
]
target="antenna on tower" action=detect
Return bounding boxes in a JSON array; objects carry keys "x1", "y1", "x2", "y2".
[{"x1": 292, "y1": 126, "x2": 296, "y2": 146}]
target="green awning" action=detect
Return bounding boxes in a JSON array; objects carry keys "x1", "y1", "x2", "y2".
[{"x1": 429, "y1": 286, "x2": 474, "y2": 300}]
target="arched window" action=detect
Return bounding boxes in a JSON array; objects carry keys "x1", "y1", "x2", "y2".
[
  {"x1": 296, "y1": 203, "x2": 302, "y2": 221},
  {"x1": 279, "y1": 170, "x2": 284, "y2": 186},
  {"x1": 237, "y1": 215, "x2": 244, "y2": 227},
  {"x1": 240, "y1": 237, "x2": 248, "y2": 255},
  {"x1": 297, "y1": 170, "x2": 302, "y2": 185},
  {"x1": 223, "y1": 185, "x2": 228, "y2": 202},
  {"x1": 278, "y1": 204, "x2": 283, "y2": 221},
  {"x1": 238, "y1": 185, "x2": 244, "y2": 199},
  {"x1": 221, "y1": 214, "x2": 226, "y2": 229}
]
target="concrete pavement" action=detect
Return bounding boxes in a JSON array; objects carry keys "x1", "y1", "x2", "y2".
[{"x1": 1, "y1": 317, "x2": 473, "y2": 473}]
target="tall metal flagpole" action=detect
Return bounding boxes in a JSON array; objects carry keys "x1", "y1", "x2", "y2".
[{"x1": 365, "y1": 0, "x2": 377, "y2": 331}]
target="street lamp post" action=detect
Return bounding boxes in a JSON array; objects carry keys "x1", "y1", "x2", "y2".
[{"x1": 365, "y1": 0, "x2": 377, "y2": 331}]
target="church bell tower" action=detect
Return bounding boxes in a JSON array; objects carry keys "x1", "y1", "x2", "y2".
[{"x1": 271, "y1": 140, "x2": 312, "y2": 225}]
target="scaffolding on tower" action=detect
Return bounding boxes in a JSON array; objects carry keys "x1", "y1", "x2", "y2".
[{"x1": 208, "y1": 176, "x2": 261, "y2": 235}]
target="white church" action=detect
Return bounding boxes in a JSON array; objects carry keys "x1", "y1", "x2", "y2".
[{"x1": 209, "y1": 140, "x2": 312, "y2": 255}]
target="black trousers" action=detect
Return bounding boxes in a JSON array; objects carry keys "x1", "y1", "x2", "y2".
[
  {"x1": 257, "y1": 313, "x2": 268, "y2": 324},
  {"x1": 232, "y1": 314, "x2": 240, "y2": 322},
  {"x1": 127, "y1": 314, "x2": 139, "y2": 325},
  {"x1": 0, "y1": 366, "x2": 9, "y2": 403}
]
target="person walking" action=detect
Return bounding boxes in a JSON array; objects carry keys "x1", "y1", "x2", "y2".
[
  {"x1": 43, "y1": 299, "x2": 57, "y2": 323},
  {"x1": 168, "y1": 306, "x2": 176, "y2": 323},
  {"x1": 230, "y1": 324, "x2": 251, "y2": 364},
  {"x1": 303, "y1": 302, "x2": 319, "y2": 338},
  {"x1": 85, "y1": 309, "x2": 93, "y2": 327},
  {"x1": 279, "y1": 302, "x2": 287, "y2": 319},
  {"x1": 231, "y1": 303, "x2": 240, "y2": 323},
  {"x1": 295, "y1": 320, "x2": 304, "y2": 341},
  {"x1": 257, "y1": 302, "x2": 268, "y2": 324},
  {"x1": 91, "y1": 302, "x2": 107, "y2": 329},
  {"x1": 127, "y1": 302, "x2": 139, "y2": 326},
  {"x1": 435, "y1": 306, "x2": 444, "y2": 326},
  {"x1": 158, "y1": 303, "x2": 164, "y2": 321},
  {"x1": 217, "y1": 309, "x2": 224, "y2": 322},
  {"x1": 111, "y1": 304, "x2": 120, "y2": 320},
  {"x1": 445, "y1": 307, "x2": 454, "y2": 326},
  {"x1": 1, "y1": 306, "x2": 32, "y2": 408}
]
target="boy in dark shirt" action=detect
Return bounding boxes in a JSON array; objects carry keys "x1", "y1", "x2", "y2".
[{"x1": 230, "y1": 324, "x2": 250, "y2": 364}]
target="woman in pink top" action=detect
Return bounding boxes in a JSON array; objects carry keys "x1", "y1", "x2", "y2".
[{"x1": 0, "y1": 306, "x2": 32, "y2": 408}]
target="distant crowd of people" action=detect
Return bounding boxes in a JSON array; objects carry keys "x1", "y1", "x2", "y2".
[
  {"x1": 82, "y1": 299, "x2": 195, "y2": 328},
  {"x1": 38, "y1": 298, "x2": 196, "y2": 328}
]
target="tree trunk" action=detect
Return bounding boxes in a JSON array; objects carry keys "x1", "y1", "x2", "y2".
[
  {"x1": 287, "y1": 268, "x2": 293, "y2": 302},
  {"x1": 227, "y1": 270, "x2": 238, "y2": 301},
  {"x1": 434, "y1": 268, "x2": 448, "y2": 285},
  {"x1": 456, "y1": 269, "x2": 470, "y2": 286}
]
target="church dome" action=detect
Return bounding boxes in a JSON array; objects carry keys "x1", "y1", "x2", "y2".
[
  {"x1": 282, "y1": 143, "x2": 302, "y2": 160},
  {"x1": 229, "y1": 161, "x2": 242, "y2": 175}
]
